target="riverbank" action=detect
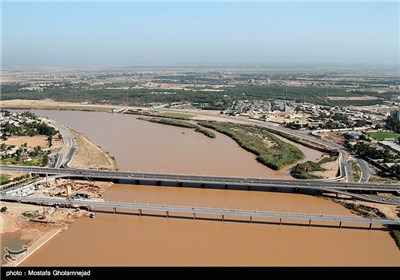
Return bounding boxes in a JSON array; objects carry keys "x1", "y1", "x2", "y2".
[
  {"x1": 68, "y1": 129, "x2": 117, "y2": 170},
  {"x1": 321, "y1": 193, "x2": 400, "y2": 248},
  {"x1": 198, "y1": 121, "x2": 305, "y2": 170},
  {"x1": 138, "y1": 117, "x2": 216, "y2": 138},
  {"x1": 1, "y1": 178, "x2": 114, "y2": 266},
  {"x1": 0, "y1": 99, "x2": 115, "y2": 112},
  {"x1": 0, "y1": 201, "x2": 76, "y2": 266}
]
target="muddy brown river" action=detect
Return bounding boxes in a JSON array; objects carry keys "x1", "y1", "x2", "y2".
[{"x1": 16, "y1": 110, "x2": 400, "y2": 266}]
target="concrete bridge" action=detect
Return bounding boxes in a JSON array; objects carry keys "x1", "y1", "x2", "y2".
[
  {"x1": 1, "y1": 195, "x2": 399, "y2": 230},
  {"x1": 1, "y1": 165, "x2": 399, "y2": 194}
]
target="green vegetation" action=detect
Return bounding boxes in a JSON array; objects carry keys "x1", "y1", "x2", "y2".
[
  {"x1": 368, "y1": 176, "x2": 398, "y2": 184},
  {"x1": 350, "y1": 142, "x2": 398, "y2": 161},
  {"x1": 368, "y1": 131, "x2": 400, "y2": 141},
  {"x1": 0, "y1": 154, "x2": 47, "y2": 166},
  {"x1": 0, "y1": 174, "x2": 10, "y2": 185},
  {"x1": 156, "y1": 112, "x2": 194, "y2": 120},
  {"x1": 1, "y1": 82, "x2": 392, "y2": 110},
  {"x1": 0, "y1": 207, "x2": 7, "y2": 213},
  {"x1": 198, "y1": 121, "x2": 304, "y2": 170},
  {"x1": 21, "y1": 211, "x2": 35, "y2": 219},
  {"x1": 291, "y1": 157, "x2": 335, "y2": 179},
  {"x1": 140, "y1": 118, "x2": 216, "y2": 138},
  {"x1": 194, "y1": 127, "x2": 216, "y2": 139},
  {"x1": 341, "y1": 203, "x2": 385, "y2": 219},
  {"x1": 389, "y1": 226, "x2": 400, "y2": 249},
  {"x1": 390, "y1": 164, "x2": 400, "y2": 177},
  {"x1": 1, "y1": 111, "x2": 57, "y2": 140},
  {"x1": 351, "y1": 161, "x2": 362, "y2": 182},
  {"x1": 386, "y1": 118, "x2": 400, "y2": 134},
  {"x1": 1, "y1": 145, "x2": 50, "y2": 167}
]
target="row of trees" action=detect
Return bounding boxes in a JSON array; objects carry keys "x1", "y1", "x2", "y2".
[
  {"x1": 1, "y1": 112, "x2": 58, "y2": 140},
  {"x1": 350, "y1": 142, "x2": 397, "y2": 161},
  {"x1": 386, "y1": 117, "x2": 400, "y2": 134}
]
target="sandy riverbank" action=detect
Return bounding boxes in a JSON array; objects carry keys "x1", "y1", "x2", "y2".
[
  {"x1": 0, "y1": 99, "x2": 119, "y2": 112},
  {"x1": 0, "y1": 202, "x2": 74, "y2": 266},
  {"x1": 322, "y1": 193, "x2": 399, "y2": 220},
  {"x1": 1, "y1": 178, "x2": 114, "y2": 266},
  {"x1": 68, "y1": 129, "x2": 117, "y2": 170}
]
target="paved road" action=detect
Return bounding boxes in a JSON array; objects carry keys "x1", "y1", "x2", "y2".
[
  {"x1": 358, "y1": 158, "x2": 374, "y2": 183},
  {"x1": 48, "y1": 120, "x2": 78, "y2": 168},
  {"x1": 1, "y1": 165, "x2": 398, "y2": 193},
  {"x1": 2, "y1": 195, "x2": 399, "y2": 227},
  {"x1": 346, "y1": 160, "x2": 355, "y2": 182}
]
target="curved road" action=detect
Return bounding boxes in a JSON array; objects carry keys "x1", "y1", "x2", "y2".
[{"x1": 48, "y1": 120, "x2": 78, "y2": 168}]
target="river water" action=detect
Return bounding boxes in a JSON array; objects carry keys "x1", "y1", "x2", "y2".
[{"x1": 17, "y1": 110, "x2": 400, "y2": 266}]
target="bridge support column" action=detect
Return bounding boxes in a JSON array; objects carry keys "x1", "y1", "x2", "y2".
[
  {"x1": 336, "y1": 193, "x2": 338, "y2": 198},
  {"x1": 224, "y1": 184, "x2": 228, "y2": 189},
  {"x1": 280, "y1": 218, "x2": 282, "y2": 225},
  {"x1": 200, "y1": 183, "x2": 205, "y2": 188},
  {"x1": 369, "y1": 223, "x2": 372, "y2": 230},
  {"x1": 222, "y1": 215, "x2": 224, "y2": 221},
  {"x1": 139, "y1": 209, "x2": 142, "y2": 216},
  {"x1": 166, "y1": 211, "x2": 169, "y2": 218},
  {"x1": 177, "y1": 182, "x2": 182, "y2": 187},
  {"x1": 247, "y1": 186, "x2": 251, "y2": 191},
  {"x1": 250, "y1": 216, "x2": 252, "y2": 223},
  {"x1": 113, "y1": 207, "x2": 116, "y2": 214},
  {"x1": 308, "y1": 220, "x2": 312, "y2": 227},
  {"x1": 133, "y1": 180, "x2": 140, "y2": 185},
  {"x1": 193, "y1": 213, "x2": 196, "y2": 220},
  {"x1": 155, "y1": 181, "x2": 161, "y2": 186},
  {"x1": 339, "y1": 221, "x2": 342, "y2": 228}
]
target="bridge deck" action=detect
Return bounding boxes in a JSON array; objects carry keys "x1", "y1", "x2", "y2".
[
  {"x1": 2, "y1": 195, "x2": 399, "y2": 226},
  {"x1": 1, "y1": 165, "x2": 399, "y2": 192}
]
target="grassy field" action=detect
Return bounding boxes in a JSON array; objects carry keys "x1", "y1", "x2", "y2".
[
  {"x1": 156, "y1": 112, "x2": 194, "y2": 120},
  {"x1": 368, "y1": 131, "x2": 400, "y2": 141},
  {"x1": 140, "y1": 117, "x2": 216, "y2": 138},
  {"x1": 291, "y1": 157, "x2": 335, "y2": 179},
  {"x1": 0, "y1": 155, "x2": 45, "y2": 167},
  {"x1": 351, "y1": 161, "x2": 362, "y2": 182},
  {"x1": 198, "y1": 121, "x2": 304, "y2": 170},
  {"x1": 0, "y1": 174, "x2": 10, "y2": 185}
]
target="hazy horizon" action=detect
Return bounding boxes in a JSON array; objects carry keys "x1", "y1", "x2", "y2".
[{"x1": 2, "y1": 2, "x2": 399, "y2": 67}]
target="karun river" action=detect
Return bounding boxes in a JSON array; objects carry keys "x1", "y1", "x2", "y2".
[{"x1": 17, "y1": 110, "x2": 400, "y2": 266}]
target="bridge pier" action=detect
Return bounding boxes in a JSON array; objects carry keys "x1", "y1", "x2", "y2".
[
  {"x1": 222, "y1": 215, "x2": 224, "y2": 221},
  {"x1": 193, "y1": 213, "x2": 196, "y2": 220},
  {"x1": 224, "y1": 184, "x2": 228, "y2": 189},
  {"x1": 133, "y1": 180, "x2": 140, "y2": 185},
  {"x1": 247, "y1": 186, "x2": 251, "y2": 191},
  {"x1": 177, "y1": 182, "x2": 182, "y2": 187},
  {"x1": 308, "y1": 220, "x2": 312, "y2": 227},
  {"x1": 250, "y1": 216, "x2": 252, "y2": 223},
  {"x1": 280, "y1": 218, "x2": 282, "y2": 225},
  {"x1": 155, "y1": 181, "x2": 161, "y2": 186},
  {"x1": 200, "y1": 183, "x2": 205, "y2": 188},
  {"x1": 336, "y1": 193, "x2": 338, "y2": 198},
  {"x1": 139, "y1": 209, "x2": 142, "y2": 216},
  {"x1": 113, "y1": 207, "x2": 116, "y2": 214},
  {"x1": 339, "y1": 221, "x2": 342, "y2": 228},
  {"x1": 166, "y1": 211, "x2": 169, "y2": 218},
  {"x1": 369, "y1": 223, "x2": 372, "y2": 230}
]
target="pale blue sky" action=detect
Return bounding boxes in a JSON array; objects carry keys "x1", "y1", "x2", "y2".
[{"x1": 2, "y1": 2, "x2": 399, "y2": 67}]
